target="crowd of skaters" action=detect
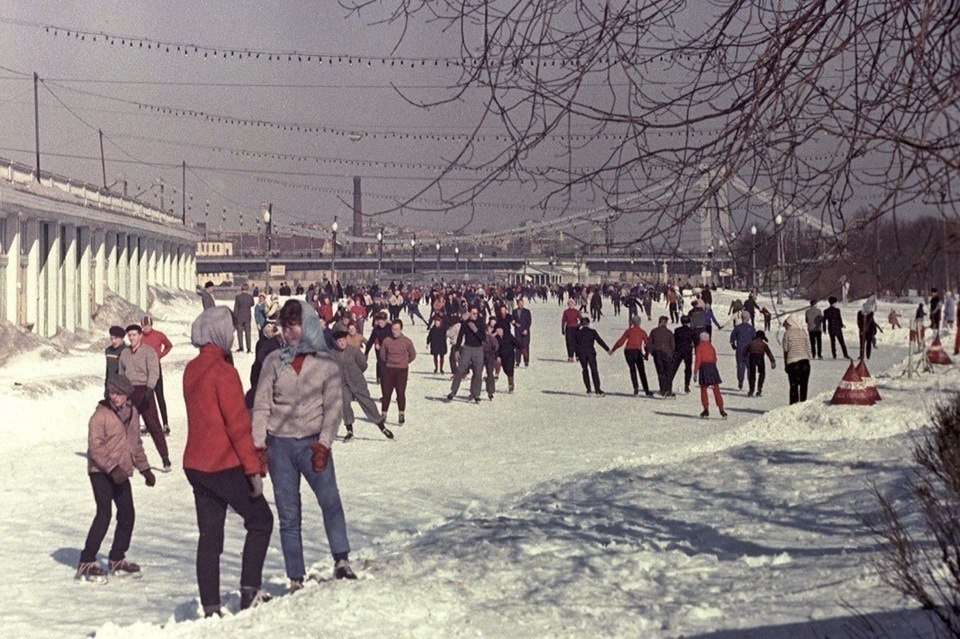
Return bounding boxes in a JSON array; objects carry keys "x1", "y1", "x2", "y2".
[{"x1": 78, "y1": 274, "x2": 939, "y2": 617}]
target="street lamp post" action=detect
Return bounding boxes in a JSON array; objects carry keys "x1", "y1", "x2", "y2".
[
  {"x1": 435, "y1": 241, "x2": 441, "y2": 280},
  {"x1": 775, "y1": 214, "x2": 784, "y2": 303},
  {"x1": 479, "y1": 251, "x2": 484, "y2": 273},
  {"x1": 750, "y1": 225, "x2": 757, "y2": 290},
  {"x1": 410, "y1": 237, "x2": 417, "y2": 275},
  {"x1": 454, "y1": 245, "x2": 460, "y2": 274},
  {"x1": 330, "y1": 216, "x2": 339, "y2": 288},
  {"x1": 376, "y1": 227, "x2": 384, "y2": 283},
  {"x1": 261, "y1": 202, "x2": 273, "y2": 295}
]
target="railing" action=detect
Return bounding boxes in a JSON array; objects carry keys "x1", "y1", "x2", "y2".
[{"x1": 0, "y1": 156, "x2": 182, "y2": 227}]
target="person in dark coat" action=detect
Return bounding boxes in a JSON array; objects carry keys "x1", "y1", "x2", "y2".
[
  {"x1": 233, "y1": 284, "x2": 256, "y2": 354},
  {"x1": 496, "y1": 324, "x2": 517, "y2": 393},
  {"x1": 512, "y1": 297, "x2": 533, "y2": 367},
  {"x1": 822, "y1": 296, "x2": 850, "y2": 359},
  {"x1": 426, "y1": 316, "x2": 449, "y2": 374},
  {"x1": 670, "y1": 315, "x2": 696, "y2": 394},
  {"x1": 649, "y1": 316, "x2": 676, "y2": 397},
  {"x1": 245, "y1": 323, "x2": 283, "y2": 409},
  {"x1": 364, "y1": 312, "x2": 392, "y2": 383},
  {"x1": 729, "y1": 311, "x2": 756, "y2": 390},
  {"x1": 573, "y1": 316, "x2": 611, "y2": 395},
  {"x1": 741, "y1": 330, "x2": 777, "y2": 396}
]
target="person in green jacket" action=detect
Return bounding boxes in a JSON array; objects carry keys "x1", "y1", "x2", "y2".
[{"x1": 104, "y1": 326, "x2": 127, "y2": 397}]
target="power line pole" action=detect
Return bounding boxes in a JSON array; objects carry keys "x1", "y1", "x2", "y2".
[
  {"x1": 182, "y1": 161, "x2": 187, "y2": 224},
  {"x1": 33, "y1": 72, "x2": 40, "y2": 182},
  {"x1": 99, "y1": 129, "x2": 107, "y2": 189}
]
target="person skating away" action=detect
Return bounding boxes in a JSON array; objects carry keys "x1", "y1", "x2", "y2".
[
  {"x1": 104, "y1": 325, "x2": 127, "y2": 398},
  {"x1": 427, "y1": 316, "x2": 448, "y2": 374},
  {"x1": 589, "y1": 291, "x2": 603, "y2": 322},
  {"x1": 649, "y1": 316, "x2": 676, "y2": 397},
  {"x1": 666, "y1": 288, "x2": 680, "y2": 324},
  {"x1": 380, "y1": 319, "x2": 417, "y2": 424},
  {"x1": 574, "y1": 316, "x2": 611, "y2": 395},
  {"x1": 760, "y1": 305, "x2": 772, "y2": 332},
  {"x1": 448, "y1": 308, "x2": 486, "y2": 403},
  {"x1": 857, "y1": 296, "x2": 881, "y2": 360},
  {"x1": 823, "y1": 296, "x2": 851, "y2": 359},
  {"x1": 252, "y1": 300, "x2": 357, "y2": 592},
  {"x1": 118, "y1": 324, "x2": 171, "y2": 472},
  {"x1": 805, "y1": 300, "x2": 824, "y2": 359},
  {"x1": 561, "y1": 299, "x2": 582, "y2": 362},
  {"x1": 782, "y1": 315, "x2": 813, "y2": 405},
  {"x1": 670, "y1": 315, "x2": 696, "y2": 394},
  {"x1": 741, "y1": 330, "x2": 777, "y2": 397},
  {"x1": 702, "y1": 303, "x2": 723, "y2": 338},
  {"x1": 513, "y1": 297, "x2": 533, "y2": 367},
  {"x1": 609, "y1": 315, "x2": 654, "y2": 397},
  {"x1": 930, "y1": 288, "x2": 942, "y2": 331},
  {"x1": 496, "y1": 321, "x2": 517, "y2": 394},
  {"x1": 183, "y1": 306, "x2": 274, "y2": 615},
  {"x1": 729, "y1": 311, "x2": 756, "y2": 391},
  {"x1": 888, "y1": 308, "x2": 902, "y2": 330},
  {"x1": 729, "y1": 298, "x2": 744, "y2": 325},
  {"x1": 483, "y1": 321, "x2": 501, "y2": 400},
  {"x1": 331, "y1": 330, "x2": 393, "y2": 441},
  {"x1": 694, "y1": 333, "x2": 727, "y2": 419},
  {"x1": 365, "y1": 312, "x2": 391, "y2": 384},
  {"x1": 77, "y1": 374, "x2": 156, "y2": 582},
  {"x1": 140, "y1": 316, "x2": 174, "y2": 436},
  {"x1": 233, "y1": 283, "x2": 256, "y2": 353},
  {"x1": 743, "y1": 293, "x2": 759, "y2": 326}
]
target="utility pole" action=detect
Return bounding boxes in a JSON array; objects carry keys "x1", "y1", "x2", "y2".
[
  {"x1": 99, "y1": 129, "x2": 107, "y2": 189},
  {"x1": 33, "y1": 72, "x2": 41, "y2": 182},
  {"x1": 182, "y1": 161, "x2": 187, "y2": 224}
]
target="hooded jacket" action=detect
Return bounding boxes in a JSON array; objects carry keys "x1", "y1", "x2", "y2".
[{"x1": 87, "y1": 401, "x2": 149, "y2": 476}]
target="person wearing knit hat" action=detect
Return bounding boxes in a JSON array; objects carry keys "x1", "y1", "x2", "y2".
[
  {"x1": 77, "y1": 373, "x2": 155, "y2": 582},
  {"x1": 694, "y1": 332, "x2": 726, "y2": 418}
]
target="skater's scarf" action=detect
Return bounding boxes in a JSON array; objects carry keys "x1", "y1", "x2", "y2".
[
  {"x1": 274, "y1": 300, "x2": 328, "y2": 379},
  {"x1": 191, "y1": 306, "x2": 235, "y2": 355}
]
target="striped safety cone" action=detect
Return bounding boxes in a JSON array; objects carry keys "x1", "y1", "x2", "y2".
[
  {"x1": 855, "y1": 359, "x2": 881, "y2": 401},
  {"x1": 831, "y1": 362, "x2": 876, "y2": 406},
  {"x1": 927, "y1": 336, "x2": 953, "y2": 365}
]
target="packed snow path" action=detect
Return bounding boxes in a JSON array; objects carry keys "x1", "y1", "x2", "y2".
[{"x1": 0, "y1": 293, "x2": 926, "y2": 637}]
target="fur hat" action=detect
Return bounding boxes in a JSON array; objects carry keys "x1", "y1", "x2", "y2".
[{"x1": 105, "y1": 374, "x2": 133, "y2": 397}]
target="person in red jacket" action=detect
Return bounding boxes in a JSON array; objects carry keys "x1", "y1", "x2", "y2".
[
  {"x1": 561, "y1": 299, "x2": 582, "y2": 362},
  {"x1": 140, "y1": 316, "x2": 174, "y2": 436},
  {"x1": 694, "y1": 332, "x2": 727, "y2": 419},
  {"x1": 609, "y1": 315, "x2": 654, "y2": 396},
  {"x1": 182, "y1": 306, "x2": 274, "y2": 617}
]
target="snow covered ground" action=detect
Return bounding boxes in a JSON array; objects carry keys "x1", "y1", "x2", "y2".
[{"x1": 0, "y1": 288, "x2": 947, "y2": 637}]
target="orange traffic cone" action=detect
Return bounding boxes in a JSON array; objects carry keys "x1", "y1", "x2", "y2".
[
  {"x1": 831, "y1": 362, "x2": 876, "y2": 406},
  {"x1": 855, "y1": 359, "x2": 881, "y2": 401},
  {"x1": 927, "y1": 336, "x2": 953, "y2": 365}
]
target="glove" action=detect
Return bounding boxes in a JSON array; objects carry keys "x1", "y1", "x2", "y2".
[
  {"x1": 109, "y1": 466, "x2": 128, "y2": 485},
  {"x1": 771, "y1": 361, "x2": 777, "y2": 369},
  {"x1": 256, "y1": 447, "x2": 269, "y2": 478},
  {"x1": 311, "y1": 441, "x2": 331, "y2": 473},
  {"x1": 248, "y1": 474, "x2": 263, "y2": 498},
  {"x1": 142, "y1": 469, "x2": 156, "y2": 487}
]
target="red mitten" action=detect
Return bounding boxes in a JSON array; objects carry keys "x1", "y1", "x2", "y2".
[
  {"x1": 310, "y1": 441, "x2": 330, "y2": 473},
  {"x1": 255, "y1": 447, "x2": 269, "y2": 478}
]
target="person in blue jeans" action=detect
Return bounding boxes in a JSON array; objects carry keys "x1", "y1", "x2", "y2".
[{"x1": 252, "y1": 299, "x2": 357, "y2": 590}]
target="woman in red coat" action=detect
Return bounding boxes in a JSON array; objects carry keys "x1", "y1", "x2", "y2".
[
  {"x1": 694, "y1": 332, "x2": 728, "y2": 419},
  {"x1": 182, "y1": 306, "x2": 274, "y2": 617}
]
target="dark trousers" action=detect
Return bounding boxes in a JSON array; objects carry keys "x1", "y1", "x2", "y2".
[
  {"x1": 590, "y1": 306, "x2": 602, "y2": 321},
  {"x1": 564, "y1": 329, "x2": 577, "y2": 359},
  {"x1": 859, "y1": 332, "x2": 874, "y2": 360},
  {"x1": 131, "y1": 385, "x2": 169, "y2": 464},
  {"x1": 236, "y1": 320, "x2": 252, "y2": 353},
  {"x1": 184, "y1": 467, "x2": 274, "y2": 607},
  {"x1": 155, "y1": 366, "x2": 169, "y2": 427},
  {"x1": 624, "y1": 349, "x2": 650, "y2": 393},
  {"x1": 578, "y1": 353, "x2": 601, "y2": 392},
  {"x1": 652, "y1": 351, "x2": 673, "y2": 395},
  {"x1": 515, "y1": 333, "x2": 530, "y2": 366},
  {"x1": 380, "y1": 367, "x2": 409, "y2": 412},
  {"x1": 500, "y1": 351, "x2": 516, "y2": 378},
  {"x1": 81, "y1": 473, "x2": 134, "y2": 564},
  {"x1": 785, "y1": 359, "x2": 811, "y2": 405},
  {"x1": 735, "y1": 351, "x2": 748, "y2": 387},
  {"x1": 669, "y1": 303, "x2": 679, "y2": 324},
  {"x1": 829, "y1": 330, "x2": 849, "y2": 359},
  {"x1": 375, "y1": 354, "x2": 386, "y2": 383},
  {"x1": 671, "y1": 351, "x2": 693, "y2": 391},
  {"x1": 746, "y1": 353, "x2": 766, "y2": 394},
  {"x1": 808, "y1": 331, "x2": 822, "y2": 358}
]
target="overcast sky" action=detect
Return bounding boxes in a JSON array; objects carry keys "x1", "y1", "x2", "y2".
[{"x1": 0, "y1": 1, "x2": 621, "y2": 239}]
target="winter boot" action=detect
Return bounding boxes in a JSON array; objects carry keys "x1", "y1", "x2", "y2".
[
  {"x1": 378, "y1": 421, "x2": 394, "y2": 439},
  {"x1": 700, "y1": 409, "x2": 710, "y2": 419},
  {"x1": 203, "y1": 604, "x2": 224, "y2": 618},
  {"x1": 472, "y1": 396, "x2": 481, "y2": 404},
  {"x1": 343, "y1": 425, "x2": 354, "y2": 442},
  {"x1": 398, "y1": 412, "x2": 405, "y2": 425},
  {"x1": 334, "y1": 559, "x2": 358, "y2": 580},
  {"x1": 446, "y1": 393, "x2": 455, "y2": 401},
  {"x1": 76, "y1": 562, "x2": 107, "y2": 582},
  {"x1": 108, "y1": 558, "x2": 142, "y2": 578},
  {"x1": 756, "y1": 390, "x2": 763, "y2": 397},
  {"x1": 488, "y1": 393, "x2": 494, "y2": 400},
  {"x1": 288, "y1": 579, "x2": 304, "y2": 593},
  {"x1": 747, "y1": 391, "x2": 754, "y2": 397},
  {"x1": 162, "y1": 424, "x2": 171, "y2": 437},
  {"x1": 239, "y1": 586, "x2": 272, "y2": 610},
  {"x1": 508, "y1": 377, "x2": 514, "y2": 393},
  {"x1": 633, "y1": 388, "x2": 639, "y2": 396},
  {"x1": 719, "y1": 409, "x2": 728, "y2": 419},
  {"x1": 596, "y1": 390, "x2": 605, "y2": 397}
]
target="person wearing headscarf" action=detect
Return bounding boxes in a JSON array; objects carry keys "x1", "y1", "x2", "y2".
[
  {"x1": 252, "y1": 299, "x2": 356, "y2": 589},
  {"x1": 694, "y1": 332, "x2": 726, "y2": 418},
  {"x1": 182, "y1": 306, "x2": 273, "y2": 616},
  {"x1": 782, "y1": 314, "x2": 813, "y2": 404}
]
